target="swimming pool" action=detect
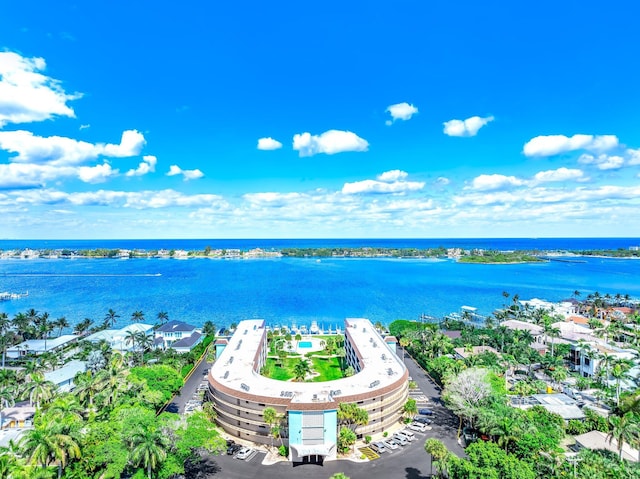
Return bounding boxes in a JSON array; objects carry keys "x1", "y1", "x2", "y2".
[{"x1": 298, "y1": 341, "x2": 313, "y2": 348}]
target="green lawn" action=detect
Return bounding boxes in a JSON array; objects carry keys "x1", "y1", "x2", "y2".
[
  {"x1": 309, "y1": 356, "x2": 343, "y2": 382},
  {"x1": 263, "y1": 356, "x2": 345, "y2": 382}
]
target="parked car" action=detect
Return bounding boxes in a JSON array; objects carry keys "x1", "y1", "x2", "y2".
[
  {"x1": 399, "y1": 430, "x2": 415, "y2": 441},
  {"x1": 383, "y1": 440, "x2": 399, "y2": 450},
  {"x1": 408, "y1": 422, "x2": 430, "y2": 432},
  {"x1": 418, "y1": 408, "x2": 434, "y2": 416},
  {"x1": 370, "y1": 442, "x2": 387, "y2": 453},
  {"x1": 227, "y1": 444, "x2": 242, "y2": 455},
  {"x1": 235, "y1": 447, "x2": 253, "y2": 460},
  {"x1": 413, "y1": 416, "x2": 432, "y2": 425},
  {"x1": 392, "y1": 433, "x2": 408, "y2": 445}
]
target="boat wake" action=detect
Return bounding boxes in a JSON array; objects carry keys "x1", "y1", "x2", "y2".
[{"x1": 4, "y1": 273, "x2": 162, "y2": 277}]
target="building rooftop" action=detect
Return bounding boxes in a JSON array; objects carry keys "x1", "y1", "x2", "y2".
[
  {"x1": 157, "y1": 320, "x2": 198, "y2": 333},
  {"x1": 209, "y1": 318, "x2": 406, "y2": 410},
  {"x1": 500, "y1": 320, "x2": 543, "y2": 335},
  {"x1": 171, "y1": 332, "x2": 202, "y2": 348},
  {"x1": 453, "y1": 345, "x2": 499, "y2": 360},
  {"x1": 44, "y1": 360, "x2": 86, "y2": 390},
  {"x1": 8, "y1": 335, "x2": 78, "y2": 354},
  {"x1": 575, "y1": 430, "x2": 638, "y2": 462}
]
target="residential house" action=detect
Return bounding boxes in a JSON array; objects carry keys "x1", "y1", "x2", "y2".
[
  {"x1": 155, "y1": 320, "x2": 203, "y2": 353},
  {"x1": 6, "y1": 335, "x2": 79, "y2": 359},
  {"x1": 43, "y1": 360, "x2": 86, "y2": 392}
]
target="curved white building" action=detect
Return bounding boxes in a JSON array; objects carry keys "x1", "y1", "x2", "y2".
[{"x1": 207, "y1": 318, "x2": 408, "y2": 463}]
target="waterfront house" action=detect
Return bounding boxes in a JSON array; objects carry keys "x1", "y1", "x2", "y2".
[
  {"x1": 7, "y1": 335, "x2": 79, "y2": 359},
  {"x1": 500, "y1": 320, "x2": 544, "y2": 340},
  {"x1": 155, "y1": 320, "x2": 202, "y2": 352},
  {"x1": 84, "y1": 323, "x2": 154, "y2": 352}
]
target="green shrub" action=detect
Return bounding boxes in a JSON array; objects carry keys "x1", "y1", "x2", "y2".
[
  {"x1": 383, "y1": 431, "x2": 388, "y2": 437},
  {"x1": 364, "y1": 435, "x2": 371, "y2": 444},
  {"x1": 278, "y1": 445, "x2": 288, "y2": 457}
]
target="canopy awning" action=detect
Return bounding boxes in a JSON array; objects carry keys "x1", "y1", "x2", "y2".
[{"x1": 289, "y1": 443, "x2": 335, "y2": 457}]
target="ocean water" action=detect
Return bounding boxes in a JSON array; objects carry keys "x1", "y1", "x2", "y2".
[{"x1": 1, "y1": 239, "x2": 640, "y2": 332}]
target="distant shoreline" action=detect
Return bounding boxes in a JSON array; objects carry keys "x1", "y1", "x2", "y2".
[{"x1": 1, "y1": 245, "x2": 639, "y2": 262}]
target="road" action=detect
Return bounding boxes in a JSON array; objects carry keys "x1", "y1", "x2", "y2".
[
  {"x1": 164, "y1": 355, "x2": 211, "y2": 414},
  {"x1": 202, "y1": 352, "x2": 464, "y2": 479}
]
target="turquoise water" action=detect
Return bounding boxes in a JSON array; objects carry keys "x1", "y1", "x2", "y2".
[
  {"x1": 298, "y1": 341, "x2": 313, "y2": 348},
  {"x1": 1, "y1": 242, "x2": 640, "y2": 332}
]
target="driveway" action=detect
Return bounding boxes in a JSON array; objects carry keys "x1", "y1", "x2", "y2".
[
  {"x1": 204, "y1": 353, "x2": 465, "y2": 478},
  {"x1": 164, "y1": 356, "x2": 211, "y2": 414}
]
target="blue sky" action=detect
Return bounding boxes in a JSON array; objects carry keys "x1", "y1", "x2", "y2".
[{"x1": 1, "y1": 1, "x2": 640, "y2": 239}]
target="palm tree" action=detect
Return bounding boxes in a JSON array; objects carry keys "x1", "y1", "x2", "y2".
[
  {"x1": 0, "y1": 312, "x2": 11, "y2": 367},
  {"x1": 19, "y1": 421, "x2": 81, "y2": 478},
  {"x1": 45, "y1": 395, "x2": 84, "y2": 428},
  {"x1": 293, "y1": 359, "x2": 311, "y2": 382},
  {"x1": 104, "y1": 309, "x2": 120, "y2": 328},
  {"x1": 202, "y1": 320, "x2": 216, "y2": 337},
  {"x1": 135, "y1": 332, "x2": 153, "y2": 365},
  {"x1": 424, "y1": 438, "x2": 450, "y2": 479},
  {"x1": 128, "y1": 427, "x2": 169, "y2": 479},
  {"x1": 21, "y1": 374, "x2": 57, "y2": 409},
  {"x1": 72, "y1": 319, "x2": 93, "y2": 336},
  {"x1": 125, "y1": 331, "x2": 139, "y2": 356},
  {"x1": 0, "y1": 384, "x2": 16, "y2": 429},
  {"x1": 131, "y1": 311, "x2": 145, "y2": 324},
  {"x1": 607, "y1": 412, "x2": 639, "y2": 461},
  {"x1": 53, "y1": 316, "x2": 69, "y2": 336},
  {"x1": 262, "y1": 407, "x2": 277, "y2": 448},
  {"x1": 610, "y1": 358, "x2": 634, "y2": 406},
  {"x1": 403, "y1": 398, "x2": 418, "y2": 419},
  {"x1": 156, "y1": 311, "x2": 168, "y2": 326},
  {"x1": 12, "y1": 312, "x2": 31, "y2": 338}
]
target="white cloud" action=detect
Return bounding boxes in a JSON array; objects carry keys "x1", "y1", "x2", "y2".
[
  {"x1": 532, "y1": 167, "x2": 584, "y2": 183},
  {"x1": 469, "y1": 174, "x2": 525, "y2": 192},
  {"x1": 257, "y1": 137, "x2": 283, "y2": 150},
  {"x1": 243, "y1": 192, "x2": 303, "y2": 207},
  {"x1": 523, "y1": 134, "x2": 619, "y2": 157},
  {"x1": 102, "y1": 130, "x2": 146, "y2": 157},
  {"x1": 578, "y1": 153, "x2": 625, "y2": 170},
  {"x1": 79, "y1": 124, "x2": 90, "y2": 130},
  {"x1": 292, "y1": 130, "x2": 369, "y2": 157},
  {"x1": 77, "y1": 163, "x2": 118, "y2": 184},
  {"x1": 626, "y1": 149, "x2": 640, "y2": 166},
  {"x1": 126, "y1": 155, "x2": 157, "y2": 177},
  {"x1": 342, "y1": 170, "x2": 424, "y2": 195},
  {"x1": 0, "y1": 129, "x2": 147, "y2": 165},
  {"x1": 435, "y1": 177, "x2": 450, "y2": 185},
  {"x1": 166, "y1": 164, "x2": 204, "y2": 180},
  {"x1": 0, "y1": 51, "x2": 80, "y2": 127},
  {"x1": 377, "y1": 170, "x2": 408, "y2": 182},
  {"x1": 385, "y1": 102, "x2": 418, "y2": 125},
  {"x1": 443, "y1": 116, "x2": 494, "y2": 137}
]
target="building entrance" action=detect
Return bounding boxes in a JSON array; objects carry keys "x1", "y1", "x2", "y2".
[{"x1": 301, "y1": 454, "x2": 324, "y2": 465}]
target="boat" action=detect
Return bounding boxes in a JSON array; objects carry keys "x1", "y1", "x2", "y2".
[{"x1": 0, "y1": 291, "x2": 28, "y2": 301}]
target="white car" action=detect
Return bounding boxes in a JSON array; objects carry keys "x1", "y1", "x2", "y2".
[
  {"x1": 408, "y1": 422, "x2": 430, "y2": 432},
  {"x1": 383, "y1": 440, "x2": 399, "y2": 450},
  {"x1": 235, "y1": 447, "x2": 253, "y2": 460},
  {"x1": 392, "y1": 434, "x2": 408, "y2": 445}
]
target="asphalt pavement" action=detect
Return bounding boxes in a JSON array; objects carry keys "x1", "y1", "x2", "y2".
[{"x1": 164, "y1": 356, "x2": 211, "y2": 414}]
